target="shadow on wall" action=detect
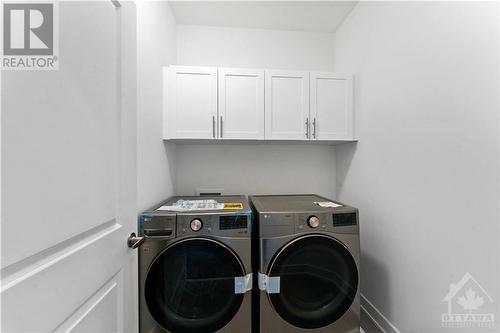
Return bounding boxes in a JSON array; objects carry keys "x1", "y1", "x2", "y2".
[
  {"x1": 335, "y1": 143, "x2": 393, "y2": 322},
  {"x1": 335, "y1": 142, "x2": 357, "y2": 193},
  {"x1": 163, "y1": 141, "x2": 177, "y2": 194},
  {"x1": 360, "y1": 251, "x2": 391, "y2": 327}
]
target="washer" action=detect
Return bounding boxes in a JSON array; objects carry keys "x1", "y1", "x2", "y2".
[
  {"x1": 138, "y1": 195, "x2": 253, "y2": 333},
  {"x1": 249, "y1": 194, "x2": 360, "y2": 333}
]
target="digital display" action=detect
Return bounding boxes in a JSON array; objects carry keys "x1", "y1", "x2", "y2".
[
  {"x1": 333, "y1": 213, "x2": 357, "y2": 227},
  {"x1": 219, "y1": 215, "x2": 248, "y2": 230}
]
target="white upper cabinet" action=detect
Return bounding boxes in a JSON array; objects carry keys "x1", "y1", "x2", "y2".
[
  {"x1": 165, "y1": 66, "x2": 217, "y2": 139},
  {"x1": 218, "y1": 68, "x2": 265, "y2": 139},
  {"x1": 164, "y1": 66, "x2": 355, "y2": 142},
  {"x1": 265, "y1": 70, "x2": 310, "y2": 140},
  {"x1": 310, "y1": 72, "x2": 354, "y2": 140}
]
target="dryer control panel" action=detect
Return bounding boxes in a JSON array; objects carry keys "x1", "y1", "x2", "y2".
[
  {"x1": 250, "y1": 194, "x2": 359, "y2": 237},
  {"x1": 333, "y1": 212, "x2": 357, "y2": 227}
]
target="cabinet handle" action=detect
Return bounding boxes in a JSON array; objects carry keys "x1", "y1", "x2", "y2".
[
  {"x1": 220, "y1": 116, "x2": 223, "y2": 138},
  {"x1": 312, "y1": 118, "x2": 317, "y2": 139},
  {"x1": 305, "y1": 118, "x2": 309, "y2": 138},
  {"x1": 212, "y1": 116, "x2": 216, "y2": 138}
]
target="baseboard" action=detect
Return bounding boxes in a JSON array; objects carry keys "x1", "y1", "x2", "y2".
[{"x1": 361, "y1": 294, "x2": 401, "y2": 333}]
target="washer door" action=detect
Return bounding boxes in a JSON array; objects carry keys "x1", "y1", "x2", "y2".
[
  {"x1": 267, "y1": 234, "x2": 358, "y2": 329},
  {"x1": 145, "y1": 238, "x2": 245, "y2": 333}
]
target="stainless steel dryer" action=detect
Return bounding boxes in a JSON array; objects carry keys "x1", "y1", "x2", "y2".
[
  {"x1": 138, "y1": 195, "x2": 253, "y2": 333},
  {"x1": 249, "y1": 194, "x2": 360, "y2": 333}
]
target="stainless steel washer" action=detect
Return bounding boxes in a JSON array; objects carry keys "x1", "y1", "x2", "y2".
[
  {"x1": 249, "y1": 194, "x2": 360, "y2": 333},
  {"x1": 138, "y1": 195, "x2": 253, "y2": 333}
]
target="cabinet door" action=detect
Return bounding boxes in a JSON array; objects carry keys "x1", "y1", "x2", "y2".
[
  {"x1": 265, "y1": 70, "x2": 310, "y2": 140},
  {"x1": 165, "y1": 66, "x2": 217, "y2": 139},
  {"x1": 310, "y1": 72, "x2": 354, "y2": 140},
  {"x1": 218, "y1": 68, "x2": 264, "y2": 139}
]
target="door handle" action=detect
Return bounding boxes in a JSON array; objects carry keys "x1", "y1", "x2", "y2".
[
  {"x1": 305, "y1": 118, "x2": 309, "y2": 138},
  {"x1": 312, "y1": 118, "x2": 317, "y2": 139},
  {"x1": 212, "y1": 116, "x2": 216, "y2": 138},
  {"x1": 127, "y1": 232, "x2": 144, "y2": 249},
  {"x1": 220, "y1": 116, "x2": 223, "y2": 138}
]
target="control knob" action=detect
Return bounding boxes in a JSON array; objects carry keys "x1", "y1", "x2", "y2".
[
  {"x1": 190, "y1": 218, "x2": 203, "y2": 232},
  {"x1": 307, "y1": 216, "x2": 320, "y2": 228}
]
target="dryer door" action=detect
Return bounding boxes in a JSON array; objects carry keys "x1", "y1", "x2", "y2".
[
  {"x1": 267, "y1": 234, "x2": 358, "y2": 329},
  {"x1": 145, "y1": 238, "x2": 245, "y2": 333}
]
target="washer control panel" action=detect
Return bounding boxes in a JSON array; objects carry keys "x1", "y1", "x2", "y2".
[
  {"x1": 190, "y1": 218, "x2": 203, "y2": 231},
  {"x1": 219, "y1": 215, "x2": 248, "y2": 230},
  {"x1": 177, "y1": 213, "x2": 251, "y2": 237},
  {"x1": 138, "y1": 214, "x2": 176, "y2": 238}
]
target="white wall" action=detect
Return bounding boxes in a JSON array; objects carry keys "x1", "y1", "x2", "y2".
[
  {"x1": 175, "y1": 143, "x2": 337, "y2": 198},
  {"x1": 334, "y1": 2, "x2": 499, "y2": 332},
  {"x1": 174, "y1": 24, "x2": 337, "y2": 198},
  {"x1": 136, "y1": 2, "x2": 177, "y2": 210},
  {"x1": 177, "y1": 24, "x2": 335, "y2": 70}
]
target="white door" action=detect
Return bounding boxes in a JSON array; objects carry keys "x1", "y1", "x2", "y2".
[
  {"x1": 265, "y1": 70, "x2": 310, "y2": 140},
  {"x1": 310, "y1": 72, "x2": 354, "y2": 140},
  {"x1": 165, "y1": 66, "x2": 217, "y2": 139},
  {"x1": 1, "y1": 2, "x2": 137, "y2": 332},
  {"x1": 218, "y1": 68, "x2": 264, "y2": 139}
]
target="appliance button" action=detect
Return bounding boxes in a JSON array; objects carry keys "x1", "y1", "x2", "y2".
[
  {"x1": 190, "y1": 218, "x2": 203, "y2": 232},
  {"x1": 307, "y1": 216, "x2": 320, "y2": 228}
]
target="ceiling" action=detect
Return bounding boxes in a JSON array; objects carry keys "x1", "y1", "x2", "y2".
[{"x1": 168, "y1": 1, "x2": 358, "y2": 33}]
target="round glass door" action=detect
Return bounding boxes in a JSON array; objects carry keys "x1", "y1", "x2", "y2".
[
  {"x1": 268, "y1": 234, "x2": 358, "y2": 329},
  {"x1": 145, "y1": 238, "x2": 245, "y2": 333}
]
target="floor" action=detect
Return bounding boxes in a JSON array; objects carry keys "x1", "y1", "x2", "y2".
[{"x1": 361, "y1": 310, "x2": 381, "y2": 333}]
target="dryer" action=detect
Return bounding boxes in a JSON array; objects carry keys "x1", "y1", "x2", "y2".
[
  {"x1": 250, "y1": 194, "x2": 360, "y2": 333},
  {"x1": 138, "y1": 195, "x2": 253, "y2": 333}
]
